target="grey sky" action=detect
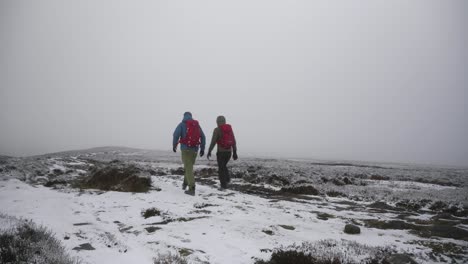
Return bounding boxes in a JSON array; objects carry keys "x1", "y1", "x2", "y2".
[{"x1": 1, "y1": 0, "x2": 467, "y2": 166}]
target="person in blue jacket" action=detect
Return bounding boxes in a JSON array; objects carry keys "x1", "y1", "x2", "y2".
[{"x1": 173, "y1": 112, "x2": 206, "y2": 195}]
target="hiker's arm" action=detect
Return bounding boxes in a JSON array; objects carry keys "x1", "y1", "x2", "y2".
[
  {"x1": 200, "y1": 127, "x2": 206, "y2": 152},
  {"x1": 172, "y1": 124, "x2": 182, "y2": 148},
  {"x1": 232, "y1": 129, "x2": 237, "y2": 153},
  {"x1": 208, "y1": 128, "x2": 219, "y2": 153}
]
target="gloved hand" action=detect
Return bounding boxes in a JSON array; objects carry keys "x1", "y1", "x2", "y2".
[
  {"x1": 233, "y1": 151, "x2": 238, "y2": 160},
  {"x1": 173, "y1": 146, "x2": 177, "y2": 153},
  {"x1": 200, "y1": 150, "x2": 204, "y2": 157},
  {"x1": 207, "y1": 152, "x2": 211, "y2": 160}
]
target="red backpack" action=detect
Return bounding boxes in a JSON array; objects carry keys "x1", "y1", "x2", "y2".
[
  {"x1": 179, "y1": 120, "x2": 201, "y2": 147},
  {"x1": 218, "y1": 124, "x2": 235, "y2": 149}
]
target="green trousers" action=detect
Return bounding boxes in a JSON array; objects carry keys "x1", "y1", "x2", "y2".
[{"x1": 181, "y1": 150, "x2": 197, "y2": 188}]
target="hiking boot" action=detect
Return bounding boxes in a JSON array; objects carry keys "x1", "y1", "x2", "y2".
[
  {"x1": 184, "y1": 187, "x2": 195, "y2": 196},
  {"x1": 182, "y1": 183, "x2": 187, "y2": 190}
]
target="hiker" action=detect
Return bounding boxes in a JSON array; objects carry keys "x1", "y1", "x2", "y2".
[
  {"x1": 173, "y1": 112, "x2": 206, "y2": 195},
  {"x1": 207, "y1": 115, "x2": 238, "y2": 189}
]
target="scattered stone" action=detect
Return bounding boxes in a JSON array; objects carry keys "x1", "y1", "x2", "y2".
[
  {"x1": 344, "y1": 224, "x2": 361, "y2": 234},
  {"x1": 119, "y1": 226, "x2": 133, "y2": 233},
  {"x1": 317, "y1": 213, "x2": 334, "y2": 221},
  {"x1": 262, "y1": 230, "x2": 274, "y2": 235},
  {"x1": 73, "y1": 222, "x2": 91, "y2": 226},
  {"x1": 279, "y1": 225, "x2": 295, "y2": 230},
  {"x1": 145, "y1": 226, "x2": 161, "y2": 233},
  {"x1": 72, "y1": 243, "x2": 95, "y2": 251}
]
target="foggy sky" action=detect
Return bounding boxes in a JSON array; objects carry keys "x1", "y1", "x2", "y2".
[{"x1": 1, "y1": 1, "x2": 467, "y2": 166}]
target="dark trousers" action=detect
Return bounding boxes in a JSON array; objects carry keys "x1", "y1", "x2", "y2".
[{"x1": 216, "y1": 152, "x2": 232, "y2": 188}]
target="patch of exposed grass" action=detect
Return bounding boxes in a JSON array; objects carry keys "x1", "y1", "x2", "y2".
[
  {"x1": 81, "y1": 164, "x2": 151, "y2": 192},
  {"x1": 255, "y1": 240, "x2": 394, "y2": 264},
  {"x1": 326, "y1": 191, "x2": 346, "y2": 198},
  {"x1": 153, "y1": 252, "x2": 187, "y2": 264},
  {"x1": 178, "y1": 248, "x2": 194, "y2": 257},
  {"x1": 408, "y1": 240, "x2": 468, "y2": 261},
  {"x1": 142, "y1": 208, "x2": 162, "y2": 219},
  {"x1": 364, "y1": 219, "x2": 468, "y2": 241},
  {"x1": 281, "y1": 185, "x2": 319, "y2": 195},
  {"x1": 0, "y1": 214, "x2": 80, "y2": 264}
]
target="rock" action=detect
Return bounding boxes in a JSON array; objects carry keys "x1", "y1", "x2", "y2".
[
  {"x1": 145, "y1": 226, "x2": 161, "y2": 233},
  {"x1": 317, "y1": 213, "x2": 334, "y2": 221},
  {"x1": 72, "y1": 243, "x2": 95, "y2": 251},
  {"x1": 344, "y1": 224, "x2": 361, "y2": 234},
  {"x1": 383, "y1": 254, "x2": 417, "y2": 264},
  {"x1": 279, "y1": 225, "x2": 295, "y2": 230}
]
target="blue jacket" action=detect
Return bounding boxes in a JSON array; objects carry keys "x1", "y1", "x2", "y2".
[{"x1": 173, "y1": 113, "x2": 206, "y2": 152}]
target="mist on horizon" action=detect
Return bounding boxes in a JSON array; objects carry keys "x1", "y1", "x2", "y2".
[{"x1": 1, "y1": 0, "x2": 467, "y2": 167}]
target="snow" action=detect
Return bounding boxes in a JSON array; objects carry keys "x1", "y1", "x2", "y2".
[
  {"x1": 0, "y1": 175, "x2": 432, "y2": 264},
  {"x1": 1, "y1": 148, "x2": 467, "y2": 264},
  {"x1": 368, "y1": 180, "x2": 458, "y2": 191}
]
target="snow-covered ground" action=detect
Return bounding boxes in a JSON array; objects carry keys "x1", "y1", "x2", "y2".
[{"x1": 0, "y1": 147, "x2": 467, "y2": 263}]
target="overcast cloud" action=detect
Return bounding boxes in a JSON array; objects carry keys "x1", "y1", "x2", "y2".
[{"x1": 1, "y1": 0, "x2": 467, "y2": 166}]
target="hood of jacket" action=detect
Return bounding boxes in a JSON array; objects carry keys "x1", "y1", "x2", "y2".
[
  {"x1": 216, "y1": 115, "x2": 226, "y2": 127},
  {"x1": 182, "y1": 112, "x2": 193, "y2": 122}
]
